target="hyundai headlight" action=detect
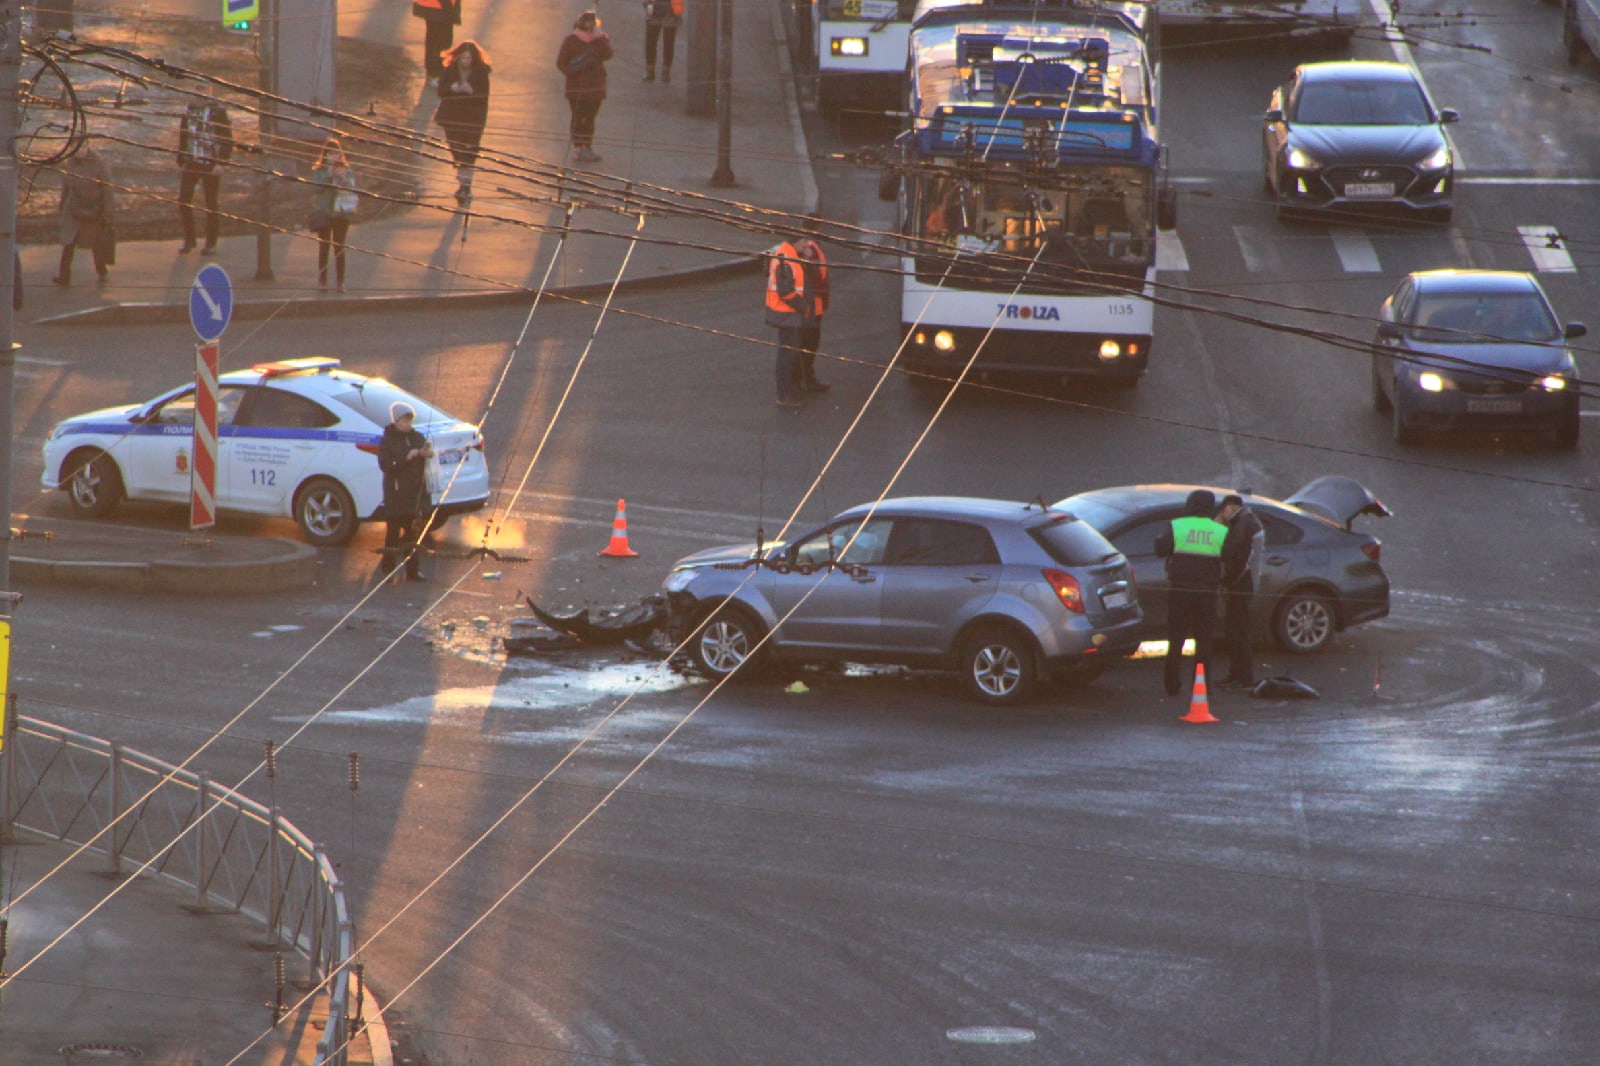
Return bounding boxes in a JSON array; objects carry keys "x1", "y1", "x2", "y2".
[
  {"x1": 1538, "y1": 375, "x2": 1568, "y2": 392},
  {"x1": 1287, "y1": 147, "x2": 1320, "y2": 170},
  {"x1": 1417, "y1": 372, "x2": 1445, "y2": 392},
  {"x1": 1418, "y1": 144, "x2": 1451, "y2": 170}
]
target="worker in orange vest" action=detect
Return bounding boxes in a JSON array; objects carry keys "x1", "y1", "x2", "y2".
[
  {"x1": 795, "y1": 232, "x2": 831, "y2": 394},
  {"x1": 766, "y1": 239, "x2": 808, "y2": 408}
]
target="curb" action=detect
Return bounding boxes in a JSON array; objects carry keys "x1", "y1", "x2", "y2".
[
  {"x1": 11, "y1": 538, "x2": 320, "y2": 595},
  {"x1": 32, "y1": 255, "x2": 765, "y2": 328}
]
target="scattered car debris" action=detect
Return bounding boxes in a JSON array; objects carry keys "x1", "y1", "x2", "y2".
[
  {"x1": 520, "y1": 595, "x2": 669, "y2": 647},
  {"x1": 1251, "y1": 676, "x2": 1321, "y2": 700}
]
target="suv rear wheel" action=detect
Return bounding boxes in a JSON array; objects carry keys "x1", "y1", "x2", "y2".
[{"x1": 959, "y1": 625, "x2": 1037, "y2": 706}]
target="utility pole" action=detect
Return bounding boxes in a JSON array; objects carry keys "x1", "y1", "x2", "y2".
[
  {"x1": 708, "y1": 0, "x2": 735, "y2": 187},
  {"x1": 1, "y1": 0, "x2": 20, "y2": 591},
  {"x1": 254, "y1": 0, "x2": 276, "y2": 280}
]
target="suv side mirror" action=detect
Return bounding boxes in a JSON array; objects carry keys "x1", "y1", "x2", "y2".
[
  {"x1": 1565, "y1": 322, "x2": 1587, "y2": 340},
  {"x1": 1438, "y1": 108, "x2": 1459, "y2": 124},
  {"x1": 1264, "y1": 107, "x2": 1285, "y2": 123},
  {"x1": 1375, "y1": 320, "x2": 1402, "y2": 341}
]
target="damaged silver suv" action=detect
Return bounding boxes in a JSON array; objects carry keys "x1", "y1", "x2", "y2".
[{"x1": 661, "y1": 496, "x2": 1143, "y2": 705}]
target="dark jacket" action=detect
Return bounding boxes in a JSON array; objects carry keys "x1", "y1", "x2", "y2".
[
  {"x1": 378, "y1": 423, "x2": 430, "y2": 515},
  {"x1": 434, "y1": 65, "x2": 491, "y2": 137},
  {"x1": 557, "y1": 31, "x2": 614, "y2": 101},
  {"x1": 177, "y1": 102, "x2": 234, "y2": 172},
  {"x1": 1155, "y1": 490, "x2": 1226, "y2": 590},
  {"x1": 1221, "y1": 507, "x2": 1265, "y2": 591}
]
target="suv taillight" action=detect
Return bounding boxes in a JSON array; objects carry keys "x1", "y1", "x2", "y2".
[
  {"x1": 1362, "y1": 540, "x2": 1381, "y2": 562},
  {"x1": 1043, "y1": 569, "x2": 1084, "y2": 613}
]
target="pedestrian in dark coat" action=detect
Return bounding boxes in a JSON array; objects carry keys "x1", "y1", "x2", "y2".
[
  {"x1": 1216, "y1": 493, "x2": 1265, "y2": 687},
  {"x1": 53, "y1": 146, "x2": 114, "y2": 287},
  {"x1": 1154, "y1": 489, "x2": 1227, "y2": 697},
  {"x1": 176, "y1": 85, "x2": 234, "y2": 255},
  {"x1": 434, "y1": 40, "x2": 492, "y2": 204},
  {"x1": 378, "y1": 402, "x2": 433, "y2": 580},
  {"x1": 556, "y1": 10, "x2": 614, "y2": 163},
  {"x1": 412, "y1": 0, "x2": 462, "y2": 80}
]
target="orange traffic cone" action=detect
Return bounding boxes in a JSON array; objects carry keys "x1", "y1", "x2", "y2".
[
  {"x1": 598, "y1": 498, "x2": 639, "y2": 558},
  {"x1": 1180, "y1": 662, "x2": 1220, "y2": 724}
]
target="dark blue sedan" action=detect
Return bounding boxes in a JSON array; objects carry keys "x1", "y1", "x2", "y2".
[{"x1": 1371, "y1": 270, "x2": 1586, "y2": 448}]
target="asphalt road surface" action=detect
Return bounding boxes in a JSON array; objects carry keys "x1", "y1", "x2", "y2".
[{"x1": 9, "y1": 5, "x2": 1600, "y2": 1063}]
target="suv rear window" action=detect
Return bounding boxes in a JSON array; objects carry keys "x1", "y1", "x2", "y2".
[{"x1": 1028, "y1": 513, "x2": 1120, "y2": 567}]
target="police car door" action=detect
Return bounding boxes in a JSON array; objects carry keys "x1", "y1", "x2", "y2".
[
  {"x1": 226, "y1": 387, "x2": 340, "y2": 515},
  {"x1": 123, "y1": 387, "x2": 204, "y2": 503}
]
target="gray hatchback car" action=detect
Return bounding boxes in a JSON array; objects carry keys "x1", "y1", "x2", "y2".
[{"x1": 661, "y1": 497, "x2": 1144, "y2": 705}]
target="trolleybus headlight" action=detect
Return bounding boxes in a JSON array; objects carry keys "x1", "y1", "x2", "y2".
[
  {"x1": 831, "y1": 37, "x2": 868, "y2": 58},
  {"x1": 1099, "y1": 339, "x2": 1122, "y2": 362},
  {"x1": 933, "y1": 330, "x2": 956, "y2": 352}
]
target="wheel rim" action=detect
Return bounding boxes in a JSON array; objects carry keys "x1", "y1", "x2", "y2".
[
  {"x1": 69, "y1": 464, "x2": 102, "y2": 509},
  {"x1": 971, "y1": 643, "x2": 1022, "y2": 698},
  {"x1": 302, "y1": 488, "x2": 346, "y2": 538},
  {"x1": 700, "y1": 620, "x2": 750, "y2": 674},
  {"x1": 1283, "y1": 599, "x2": 1331, "y2": 650}
]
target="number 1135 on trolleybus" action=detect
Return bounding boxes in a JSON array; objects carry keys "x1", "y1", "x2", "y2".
[{"x1": 880, "y1": 1, "x2": 1176, "y2": 388}]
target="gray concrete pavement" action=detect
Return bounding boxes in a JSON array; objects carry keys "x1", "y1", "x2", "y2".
[{"x1": 5, "y1": 1, "x2": 815, "y2": 1062}]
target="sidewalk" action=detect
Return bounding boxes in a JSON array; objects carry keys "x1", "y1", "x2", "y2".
[
  {"x1": 19, "y1": 0, "x2": 816, "y2": 327},
  {"x1": 0, "y1": 837, "x2": 390, "y2": 1065},
  {"x1": 6, "y1": 3, "x2": 815, "y2": 1065}
]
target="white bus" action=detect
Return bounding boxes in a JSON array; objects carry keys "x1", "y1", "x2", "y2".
[{"x1": 883, "y1": 1, "x2": 1175, "y2": 388}]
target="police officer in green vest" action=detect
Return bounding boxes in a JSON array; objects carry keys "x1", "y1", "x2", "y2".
[{"x1": 1155, "y1": 489, "x2": 1227, "y2": 697}]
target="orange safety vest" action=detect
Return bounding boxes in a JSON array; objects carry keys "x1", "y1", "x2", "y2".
[
  {"x1": 766, "y1": 240, "x2": 806, "y2": 325},
  {"x1": 796, "y1": 238, "x2": 829, "y2": 318}
]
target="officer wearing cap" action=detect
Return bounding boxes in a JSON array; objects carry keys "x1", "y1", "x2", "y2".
[
  {"x1": 378, "y1": 401, "x2": 433, "y2": 581},
  {"x1": 1155, "y1": 489, "x2": 1227, "y2": 697}
]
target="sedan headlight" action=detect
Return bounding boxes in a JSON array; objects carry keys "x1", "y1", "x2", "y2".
[
  {"x1": 1286, "y1": 146, "x2": 1321, "y2": 170},
  {"x1": 663, "y1": 569, "x2": 697, "y2": 592},
  {"x1": 1417, "y1": 372, "x2": 1446, "y2": 393},
  {"x1": 1538, "y1": 375, "x2": 1568, "y2": 392},
  {"x1": 1417, "y1": 144, "x2": 1451, "y2": 170}
]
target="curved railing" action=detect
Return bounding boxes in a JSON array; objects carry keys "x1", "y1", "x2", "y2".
[{"x1": 0, "y1": 713, "x2": 358, "y2": 1065}]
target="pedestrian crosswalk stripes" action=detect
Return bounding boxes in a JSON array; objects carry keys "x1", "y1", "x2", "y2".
[{"x1": 1153, "y1": 224, "x2": 1582, "y2": 276}]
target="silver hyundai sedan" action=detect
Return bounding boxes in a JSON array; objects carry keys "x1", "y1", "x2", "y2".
[{"x1": 661, "y1": 497, "x2": 1144, "y2": 705}]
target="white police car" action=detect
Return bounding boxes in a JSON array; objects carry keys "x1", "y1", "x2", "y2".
[{"x1": 41, "y1": 357, "x2": 490, "y2": 546}]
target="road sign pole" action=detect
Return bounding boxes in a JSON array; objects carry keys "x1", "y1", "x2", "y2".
[{"x1": 191, "y1": 343, "x2": 220, "y2": 531}]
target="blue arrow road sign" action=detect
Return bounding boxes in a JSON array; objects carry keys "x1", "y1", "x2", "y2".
[{"x1": 190, "y1": 264, "x2": 233, "y2": 341}]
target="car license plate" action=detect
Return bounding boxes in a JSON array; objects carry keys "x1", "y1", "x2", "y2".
[
  {"x1": 1344, "y1": 181, "x2": 1395, "y2": 198},
  {"x1": 438, "y1": 447, "x2": 467, "y2": 466},
  {"x1": 1466, "y1": 398, "x2": 1522, "y2": 414},
  {"x1": 1103, "y1": 590, "x2": 1130, "y2": 609}
]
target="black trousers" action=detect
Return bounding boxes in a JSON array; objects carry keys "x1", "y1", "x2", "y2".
[
  {"x1": 178, "y1": 168, "x2": 221, "y2": 247},
  {"x1": 382, "y1": 512, "x2": 424, "y2": 577},
  {"x1": 568, "y1": 97, "x2": 602, "y2": 149},
  {"x1": 1164, "y1": 584, "x2": 1218, "y2": 696},
  {"x1": 644, "y1": 23, "x2": 678, "y2": 70},
  {"x1": 1222, "y1": 580, "x2": 1255, "y2": 683},
  {"x1": 422, "y1": 17, "x2": 455, "y2": 77},
  {"x1": 799, "y1": 320, "x2": 823, "y2": 385},
  {"x1": 317, "y1": 217, "x2": 350, "y2": 287}
]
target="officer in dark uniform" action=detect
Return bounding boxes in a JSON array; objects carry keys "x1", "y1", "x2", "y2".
[
  {"x1": 378, "y1": 402, "x2": 433, "y2": 581},
  {"x1": 1155, "y1": 489, "x2": 1227, "y2": 696},
  {"x1": 1217, "y1": 493, "x2": 1265, "y2": 688}
]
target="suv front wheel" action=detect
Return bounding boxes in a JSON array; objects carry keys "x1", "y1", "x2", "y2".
[
  {"x1": 690, "y1": 603, "x2": 765, "y2": 680},
  {"x1": 959, "y1": 625, "x2": 1038, "y2": 706}
]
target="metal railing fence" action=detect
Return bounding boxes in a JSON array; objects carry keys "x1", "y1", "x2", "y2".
[{"x1": 1, "y1": 712, "x2": 357, "y2": 1065}]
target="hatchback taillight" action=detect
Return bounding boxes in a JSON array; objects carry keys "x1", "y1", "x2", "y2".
[
  {"x1": 1043, "y1": 569, "x2": 1084, "y2": 613},
  {"x1": 1361, "y1": 540, "x2": 1381, "y2": 562}
]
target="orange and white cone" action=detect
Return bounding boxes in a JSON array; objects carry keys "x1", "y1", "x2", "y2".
[
  {"x1": 598, "y1": 498, "x2": 639, "y2": 558},
  {"x1": 1180, "y1": 662, "x2": 1220, "y2": 724}
]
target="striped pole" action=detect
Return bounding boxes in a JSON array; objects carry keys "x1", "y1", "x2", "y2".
[{"x1": 190, "y1": 341, "x2": 219, "y2": 530}]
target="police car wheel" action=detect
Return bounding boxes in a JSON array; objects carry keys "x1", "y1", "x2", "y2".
[
  {"x1": 960, "y1": 625, "x2": 1037, "y2": 706},
  {"x1": 64, "y1": 451, "x2": 123, "y2": 517},
  {"x1": 294, "y1": 477, "x2": 358, "y2": 547},
  {"x1": 1272, "y1": 591, "x2": 1334, "y2": 654}
]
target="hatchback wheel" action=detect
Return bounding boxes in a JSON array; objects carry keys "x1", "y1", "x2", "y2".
[
  {"x1": 959, "y1": 626, "x2": 1037, "y2": 705},
  {"x1": 691, "y1": 604, "x2": 764, "y2": 680},
  {"x1": 294, "y1": 477, "x2": 358, "y2": 546},
  {"x1": 64, "y1": 451, "x2": 123, "y2": 518},
  {"x1": 1273, "y1": 591, "x2": 1334, "y2": 654}
]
